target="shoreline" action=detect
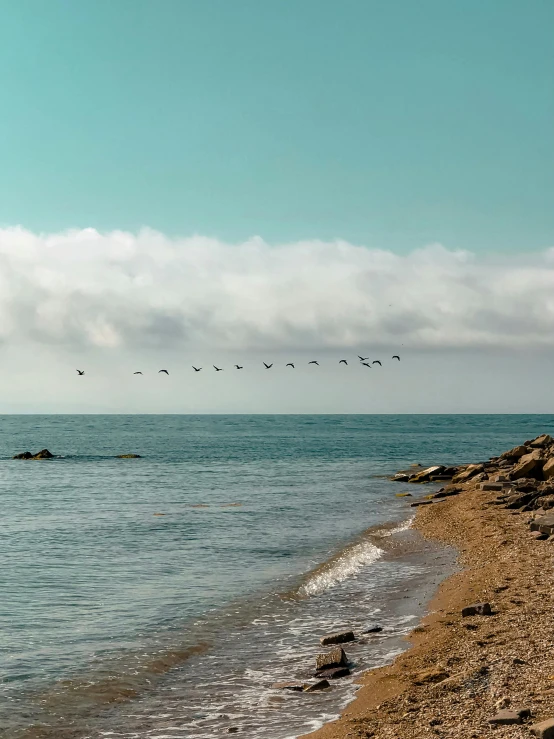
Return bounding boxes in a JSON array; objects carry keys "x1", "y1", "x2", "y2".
[{"x1": 303, "y1": 435, "x2": 554, "y2": 739}]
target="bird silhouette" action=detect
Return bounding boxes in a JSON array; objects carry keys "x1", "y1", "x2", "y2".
[
  {"x1": 358, "y1": 356, "x2": 369, "y2": 361},
  {"x1": 234, "y1": 365, "x2": 244, "y2": 369},
  {"x1": 192, "y1": 366, "x2": 202, "y2": 372},
  {"x1": 392, "y1": 355, "x2": 400, "y2": 361},
  {"x1": 361, "y1": 362, "x2": 371, "y2": 367},
  {"x1": 263, "y1": 362, "x2": 273, "y2": 369},
  {"x1": 339, "y1": 359, "x2": 348, "y2": 365},
  {"x1": 133, "y1": 371, "x2": 143, "y2": 375},
  {"x1": 308, "y1": 360, "x2": 319, "y2": 366},
  {"x1": 76, "y1": 369, "x2": 85, "y2": 375},
  {"x1": 372, "y1": 360, "x2": 382, "y2": 366},
  {"x1": 213, "y1": 365, "x2": 223, "y2": 371},
  {"x1": 286, "y1": 363, "x2": 295, "y2": 368},
  {"x1": 159, "y1": 369, "x2": 169, "y2": 375}
]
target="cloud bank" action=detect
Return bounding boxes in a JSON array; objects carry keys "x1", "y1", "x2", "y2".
[{"x1": 0, "y1": 226, "x2": 553, "y2": 352}]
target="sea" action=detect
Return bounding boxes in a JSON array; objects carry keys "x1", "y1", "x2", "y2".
[{"x1": 2, "y1": 414, "x2": 552, "y2": 739}]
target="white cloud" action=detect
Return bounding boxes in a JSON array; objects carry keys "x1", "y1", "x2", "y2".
[{"x1": 0, "y1": 226, "x2": 553, "y2": 351}]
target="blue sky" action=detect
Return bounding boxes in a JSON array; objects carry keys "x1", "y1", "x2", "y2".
[{"x1": 0, "y1": 0, "x2": 552, "y2": 252}]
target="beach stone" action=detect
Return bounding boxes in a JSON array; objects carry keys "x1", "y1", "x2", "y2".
[
  {"x1": 531, "y1": 434, "x2": 553, "y2": 448},
  {"x1": 391, "y1": 473, "x2": 411, "y2": 482},
  {"x1": 315, "y1": 666, "x2": 350, "y2": 679},
  {"x1": 479, "y1": 482, "x2": 505, "y2": 491},
  {"x1": 395, "y1": 492, "x2": 412, "y2": 497},
  {"x1": 116, "y1": 454, "x2": 142, "y2": 458},
  {"x1": 411, "y1": 667, "x2": 449, "y2": 685},
  {"x1": 408, "y1": 465, "x2": 445, "y2": 483},
  {"x1": 410, "y1": 500, "x2": 434, "y2": 507},
  {"x1": 489, "y1": 708, "x2": 530, "y2": 725},
  {"x1": 431, "y1": 487, "x2": 462, "y2": 499},
  {"x1": 319, "y1": 630, "x2": 355, "y2": 646},
  {"x1": 452, "y1": 464, "x2": 484, "y2": 483},
  {"x1": 531, "y1": 718, "x2": 554, "y2": 738},
  {"x1": 13, "y1": 451, "x2": 33, "y2": 459},
  {"x1": 461, "y1": 602, "x2": 492, "y2": 617},
  {"x1": 272, "y1": 681, "x2": 307, "y2": 691},
  {"x1": 364, "y1": 625, "x2": 383, "y2": 633},
  {"x1": 530, "y1": 513, "x2": 554, "y2": 535},
  {"x1": 304, "y1": 679, "x2": 330, "y2": 692},
  {"x1": 530, "y1": 531, "x2": 548, "y2": 540},
  {"x1": 315, "y1": 647, "x2": 348, "y2": 671}
]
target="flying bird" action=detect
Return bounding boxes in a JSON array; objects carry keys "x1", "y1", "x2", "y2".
[
  {"x1": 133, "y1": 372, "x2": 143, "y2": 375},
  {"x1": 263, "y1": 362, "x2": 273, "y2": 369},
  {"x1": 372, "y1": 360, "x2": 382, "y2": 366},
  {"x1": 213, "y1": 366, "x2": 223, "y2": 371},
  {"x1": 76, "y1": 370, "x2": 85, "y2": 375},
  {"x1": 159, "y1": 369, "x2": 169, "y2": 375},
  {"x1": 339, "y1": 360, "x2": 348, "y2": 365},
  {"x1": 308, "y1": 360, "x2": 319, "y2": 366},
  {"x1": 361, "y1": 362, "x2": 371, "y2": 368},
  {"x1": 234, "y1": 365, "x2": 244, "y2": 369},
  {"x1": 286, "y1": 363, "x2": 295, "y2": 368},
  {"x1": 392, "y1": 355, "x2": 400, "y2": 361},
  {"x1": 192, "y1": 366, "x2": 202, "y2": 372},
  {"x1": 358, "y1": 356, "x2": 369, "y2": 361}
]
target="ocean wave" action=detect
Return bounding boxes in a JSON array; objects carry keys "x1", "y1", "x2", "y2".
[{"x1": 298, "y1": 539, "x2": 384, "y2": 597}]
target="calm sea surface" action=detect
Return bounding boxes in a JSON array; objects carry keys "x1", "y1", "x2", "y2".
[{"x1": 1, "y1": 414, "x2": 552, "y2": 738}]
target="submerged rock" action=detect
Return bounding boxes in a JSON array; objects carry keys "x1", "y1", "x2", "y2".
[
  {"x1": 271, "y1": 681, "x2": 307, "y2": 691},
  {"x1": 13, "y1": 449, "x2": 54, "y2": 460},
  {"x1": 116, "y1": 454, "x2": 142, "y2": 458},
  {"x1": 304, "y1": 679, "x2": 330, "y2": 692},
  {"x1": 319, "y1": 630, "x2": 355, "y2": 646},
  {"x1": 315, "y1": 666, "x2": 350, "y2": 679}
]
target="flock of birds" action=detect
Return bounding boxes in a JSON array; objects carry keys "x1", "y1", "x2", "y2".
[{"x1": 75, "y1": 356, "x2": 401, "y2": 375}]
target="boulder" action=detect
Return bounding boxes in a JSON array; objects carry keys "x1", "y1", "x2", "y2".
[
  {"x1": 315, "y1": 666, "x2": 350, "y2": 679},
  {"x1": 530, "y1": 434, "x2": 553, "y2": 448},
  {"x1": 391, "y1": 473, "x2": 411, "y2": 482},
  {"x1": 501, "y1": 445, "x2": 529, "y2": 460},
  {"x1": 531, "y1": 718, "x2": 554, "y2": 738},
  {"x1": 116, "y1": 454, "x2": 142, "y2": 459},
  {"x1": 315, "y1": 647, "x2": 348, "y2": 671},
  {"x1": 304, "y1": 679, "x2": 330, "y2": 692},
  {"x1": 272, "y1": 681, "x2": 307, "y2": 691},
  {"x1": 461, "y1": 602, "x2": 492, "y2": 617},
  {"x1": 13, "y1": 451, "x2": 33, "y2": 459},
  {"x1": 511, "y1": 451, "x2": 542, "y2": 480},
  {"x1": 543, "y1": 458, "x2": 554, "y2": 480},
  {"x1": 452, "y1": 464, "x2": 484, "y2": 484},
  {"x1": 408, "y1": 465, "x2": 445, "y2": 483},
  {"x1": 319, "y1": 630, "x2": 355, "y2": 646}
]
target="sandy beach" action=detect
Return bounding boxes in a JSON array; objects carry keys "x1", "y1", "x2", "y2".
[{"x1": 304, "y1": 435, "x2": 554, "y2": 739}]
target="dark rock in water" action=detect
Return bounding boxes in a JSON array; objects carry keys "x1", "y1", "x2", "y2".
[
  {"x1": 116, "y1": 454, "x2": 142, "y2": 458},
  {"x1": 319, "y1": 630, "x2": 355, "y2": 646},
  {"x1": 461, "y1": 602, "x2": 492, "y2": 617},
  {"x1": 408, "y1": 465, "x2": 445, "y2": 483},
  {"x1": 410, "y1": 499, "x2": 434, "y2": 507},
  {"x1": 33, "y1": 449, "x2": 54, "y2": 459},
  {"x1": 304, "y1": 679, "x2": 330, "y2": 692},
  {"x1": 315, "y1": 647, "x2": 348, "y2": 671},
  {"x1": 391, "y1": 473, "x2": 411, "y2": 482},
  {"x1": 13, "y1": 449, "x2": 53, "y2": 460},
  {"x1": 364, "y1": 625, "x2": 383, "y2": 633},
  {"x1": 315, "y1": 666, "x2": 350, "y2": 679},
  {"x1": 272, "y1": 681, "x2": 307, "y2": 691},
  {"x1": 227, "y1": 728, "x2": 239, "y2": 734}
]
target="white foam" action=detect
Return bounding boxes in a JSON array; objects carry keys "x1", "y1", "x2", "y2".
[
  {"x1": 379, "y1": 515, "x2": 415, "y2": 537},
  {"x1": 299, "y1": 540, "x2": 384, "y2": 596}
]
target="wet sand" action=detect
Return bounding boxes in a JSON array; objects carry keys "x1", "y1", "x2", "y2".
[{"x1": 303, "y1": 476, "x2": 554, "y2": 738}]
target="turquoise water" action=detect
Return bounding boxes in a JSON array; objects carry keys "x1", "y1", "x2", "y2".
[{"x1": 1, "y1": 414, "x2": 552, "y2": 738}]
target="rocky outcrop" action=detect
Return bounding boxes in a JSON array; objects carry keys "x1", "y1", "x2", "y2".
[
  {"x1": 13, "y1": 449, "x2": 54, "y2": 460},
  {"x1": 451, "y1": 464, "x2": 484, "y2": 484}
]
